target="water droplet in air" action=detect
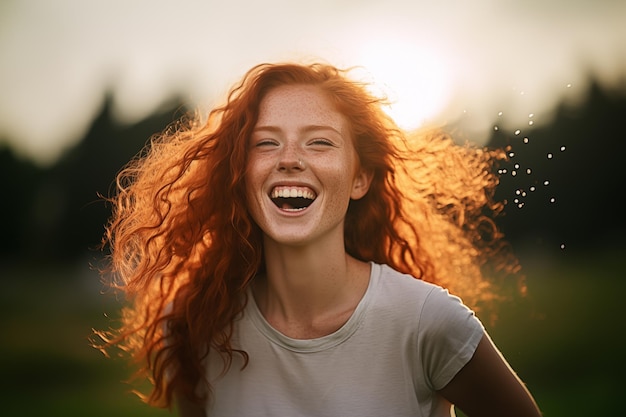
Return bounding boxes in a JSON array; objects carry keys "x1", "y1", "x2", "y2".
[
  {"x1": 498, "y1": 111, "x2": 503, "y2": 116},
  {"x1": 543, "y1": 180, "x2": 550, "y2": 186},
  {"x1": 547, "y1": 153, "x2": 553, "y2": 159},
  {"x1": 514, "y1": 163, "x2": 520, "y2": 169},
  {"x1": 523, "y1": 137, "x2": 529, "y2": 144},
  {"x1": 528, "y1": 120, "x2": 534, "y2": 126},
  {"x1": 529, "y1": 113, "x2": 534, "y2": 118},
  {"x1": 560, "y1": 243, "x2": 566, "y2": 249},
  {"x1": 560, "y1": 146, "x2": 566, "y2": 151},
  {"x1": 526, "y1": 168, "x2": 532, "y2": 174},
  {"x1": 529, "y1": 186, "x2": 536, "y2": 192},
  {"x1": 494, "y1": 126, "x2": 499, "y2": 131},
  {"x1": 509, "y1": 152, "x2": 515, "y2": 158},
  {"x1": 514, "y1": 129, "x2": 521, "y2": 135},
  {"x1": 550, "y1": 197, "x2": 556, "y2": 203},
  {"x1": 511, "y1": 171, "x2": 517, "y2": 176}
]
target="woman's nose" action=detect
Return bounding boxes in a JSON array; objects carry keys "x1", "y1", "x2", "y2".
[
  {"x1": 277, "y1": 157, "x2": 305, "y2": 172},
  {"x1": 277, "y1": 146, "x2": 305, "y2": 172}
]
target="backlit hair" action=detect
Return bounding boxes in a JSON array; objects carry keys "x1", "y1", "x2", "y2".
[{"x1": 95, "y1": 62, "x2": 522, "y2": 409}]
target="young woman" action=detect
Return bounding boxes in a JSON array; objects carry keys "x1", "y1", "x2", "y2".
[{"x1": 97, "y1": 62, "x2": 541, "y2": 416}]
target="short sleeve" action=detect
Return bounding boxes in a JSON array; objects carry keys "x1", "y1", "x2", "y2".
[{"x1": 417, "y1": 286, "x2": 484, "y2": 391}]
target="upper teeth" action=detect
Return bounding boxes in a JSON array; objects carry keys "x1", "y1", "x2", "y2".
[{"x1": 271, "y1": 187, "x2": 316, "y2": 200}]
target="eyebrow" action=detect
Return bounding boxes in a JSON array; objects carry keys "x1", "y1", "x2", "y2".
[{"x1": 252, "y1": 124, "x2": 343, "y2": 135}]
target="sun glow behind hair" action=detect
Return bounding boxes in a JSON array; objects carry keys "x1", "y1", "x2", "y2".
[
  {"x1": 355, "y1": 38, "x2": 453, "y2": 132},
  {"x1": 0, "y1": 0, "x2": 625, "y2": 166}
]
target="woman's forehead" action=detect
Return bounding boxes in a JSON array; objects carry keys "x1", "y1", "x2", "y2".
[{"x1": 256, "y1": 85, "x2": 348, "y2": 132}]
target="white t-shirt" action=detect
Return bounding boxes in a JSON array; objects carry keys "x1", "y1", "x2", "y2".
[{"x1": 203, "y1": 262, "x2": 484, "y2": 416}]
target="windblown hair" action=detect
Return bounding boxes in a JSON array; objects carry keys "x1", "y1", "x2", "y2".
[{"x1": 95, "y1": 62, "x2": 522, "y2": 409}]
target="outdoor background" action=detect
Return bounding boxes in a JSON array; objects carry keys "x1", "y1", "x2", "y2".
[{"x1": 1, "y1": 1, "x2": 625, "y2": 416}]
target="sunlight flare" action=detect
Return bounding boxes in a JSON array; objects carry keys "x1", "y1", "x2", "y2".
[{"x1": 355, "y1": 38, "x2": 453, "y2": 131}]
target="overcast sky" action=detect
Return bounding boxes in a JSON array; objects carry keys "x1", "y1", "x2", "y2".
[{"x1": 1, "y1": 0, "x2": 625, "y2": 166}]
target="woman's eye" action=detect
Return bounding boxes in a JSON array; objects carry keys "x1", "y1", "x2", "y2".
[
  {"x1": 254, "y1": 139, "x2": 279, "y2": 147},
  {"x1": 310, "y1": 138, "x2": 334, "y2": 146}
]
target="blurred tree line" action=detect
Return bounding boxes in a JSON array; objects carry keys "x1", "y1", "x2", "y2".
[
  {"x1": 1, "y1": 80, "x2": 624, "y2": 267},
  {"x1": 0, "y1": 96, "x2": 188, "y2": 264}
]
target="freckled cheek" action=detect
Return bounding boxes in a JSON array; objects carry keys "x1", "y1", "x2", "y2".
[
  {"x1": 244, "y1": 163, "x2": 263, "y2": 203},
  {"x1": 246, "y1": 156, "x2": 273, "y2": 180}
]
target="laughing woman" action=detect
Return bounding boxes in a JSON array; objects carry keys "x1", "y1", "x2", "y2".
[{"x1": 96, "y1": 62, "x2": 542, "y2": 416}]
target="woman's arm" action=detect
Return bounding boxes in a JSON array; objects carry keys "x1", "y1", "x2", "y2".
[{"x1": 438, "y1": 333, "x2": 542, "y2": 417}]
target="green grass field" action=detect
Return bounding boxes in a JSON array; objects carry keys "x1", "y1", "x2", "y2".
[{"x1": 1, "y1": 246, "x2": 623, "y2": 416}]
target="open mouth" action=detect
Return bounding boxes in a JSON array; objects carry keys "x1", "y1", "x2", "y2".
[{"x1": 270, "y1": 186, "x2": 317, "y2": 211}]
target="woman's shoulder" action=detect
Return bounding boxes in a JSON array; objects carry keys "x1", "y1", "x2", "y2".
[
  {"x1": 371, "y1": 262, "x2": 476, "y2": 319},
  {"x1": 371, "y1": 261, "x2": 483, "y2": 341},
  {"x1": 373, "y1": 263, "x2": 443, "y2": 298}
]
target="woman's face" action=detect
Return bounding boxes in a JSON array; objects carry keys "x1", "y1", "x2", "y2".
[{"x1": 245, "y1": 84, "x2": 371, "y2": 247}]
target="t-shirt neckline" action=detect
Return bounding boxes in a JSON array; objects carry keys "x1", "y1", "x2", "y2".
[{"x1": 246, "y1": 262, "x2": 381, "y2": 353}]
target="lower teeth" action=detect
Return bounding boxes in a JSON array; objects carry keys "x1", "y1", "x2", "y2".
[{"x1": 281, "y1": 203, "x2": 305, "y2": 211}]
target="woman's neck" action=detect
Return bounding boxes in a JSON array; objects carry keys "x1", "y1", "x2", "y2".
[{"x1": 253, "y1": 237, "x2": 371, "y2": 339}]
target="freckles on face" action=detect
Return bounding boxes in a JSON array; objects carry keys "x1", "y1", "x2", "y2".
[
  {"x1": 244, "y1": 85, "x2": 366, "y2": 245},
  {"x1": 259, "y1": 87, "x2": 348, "y2": 137}
]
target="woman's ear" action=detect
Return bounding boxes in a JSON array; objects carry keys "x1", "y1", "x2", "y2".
[{"x1": 350, "y1": 168, "x2": 374, "y2": 200}]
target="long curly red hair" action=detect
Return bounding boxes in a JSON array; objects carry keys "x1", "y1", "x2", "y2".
[{"x1": 95, "y1": 62, "x2": 521, "y2": 409}]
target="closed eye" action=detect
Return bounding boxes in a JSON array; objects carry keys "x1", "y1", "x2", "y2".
[
  {"x1": 254, "y1": 139, "x2": 279, "y2": 147},
  {"x1": 309, "y1": 138, "x2": 336, "y2": 146}
]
